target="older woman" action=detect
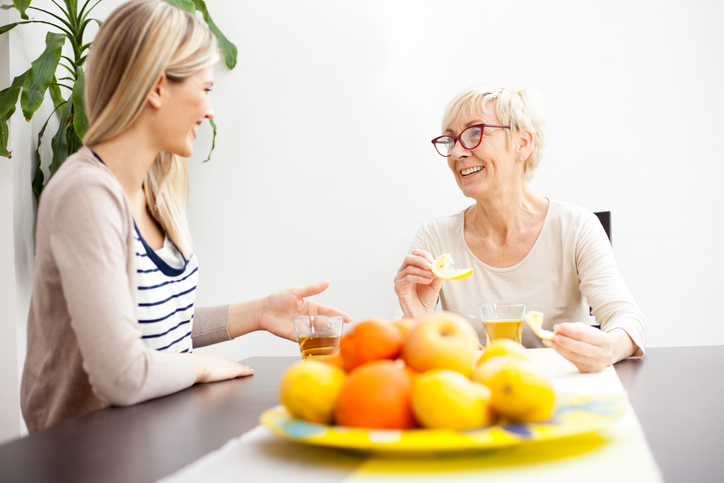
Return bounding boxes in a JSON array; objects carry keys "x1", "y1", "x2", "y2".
[{"x1": 394, "y1": 85, "x2": 646, "y2": 373}]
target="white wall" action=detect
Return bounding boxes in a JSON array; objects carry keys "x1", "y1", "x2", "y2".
[
  {"x1": 189, "y1": 0, "x2": 724, "y2": 359},
  {"x1": 3, "y1": 0, "x2": 723, "y2": 439}
]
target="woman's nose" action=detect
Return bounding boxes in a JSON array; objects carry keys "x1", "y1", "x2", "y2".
[
  {"x1": 450, "y1": 139, "x2": 470, "y2": 159},
  {"x1": 205, "y1": 102, "x2": 214, "y2": 119}
]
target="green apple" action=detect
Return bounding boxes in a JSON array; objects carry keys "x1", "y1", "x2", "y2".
[
  {"x1": 411, "y1": 369, "x2": 492, "y2": 429},
  {"x1": 401, "y1": 311, "x2": 480, "y2": 376}
]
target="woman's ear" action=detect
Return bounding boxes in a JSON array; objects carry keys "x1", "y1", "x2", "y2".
[
  {"x1": 516, "y1": 128, "x2": 534, "y2": 161},
  {"x1": 147, "y1": 73, "x2": 167, "y2": 109}
]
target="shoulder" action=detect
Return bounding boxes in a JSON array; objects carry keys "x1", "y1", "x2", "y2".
[
  {"x1": 544, "y1": 199, "x2": 610, "y2": 254},
  {"x1": 545, "y1": 199, "x2": 599, "y2": 232},
  {"x1": 43, "y1": 148, "x2": 121, "y2": 196},
  {"x1": 37, "y1": 147, "x2": 131, "y2": 232},
  {"x1": 410, "y1": 209, "x2": 466, "y2": 251},
  {"x1": 417, "y1": 209, "x2": 466, "y2": 235}
]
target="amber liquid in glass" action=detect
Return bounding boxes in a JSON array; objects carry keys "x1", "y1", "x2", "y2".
[
  {"x1": 297, "y1": 334, "x2": 341, "y2": 359},
  {"x1": 482, "y1": 319, "x2": 523, "y2": 346}
]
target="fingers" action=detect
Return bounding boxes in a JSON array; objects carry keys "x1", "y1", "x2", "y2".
[
  {"x1": 395, "y1": 253, "x2": 437, "y2": 290},
  {"x1": 411, "y1": 248, "x2": 436, "y2": 264},
  {"x1": 235, "y1": 363, "x2": 255, "y2": 377},
  {"x1": 285, "y1": 281, "x2": 352, "y2": 323},
  {"x1": 309, "y1": 303, "x2": 353, "y2": 323},
  {"x1": 553, "y1": 322, "x2": 597, "y2": 340},
  {"x1": 544, "y1": 323, "x2": 614, "y2": 373},
  {"x1": 401, "y1": 251, "x2": 435, "y2": 272},
  {"x1": 188, "y1": 354, "x2": 255, "y2": 383},
  {"x1": 289, "y1": 280, "x2": 331, "y2": 298}
]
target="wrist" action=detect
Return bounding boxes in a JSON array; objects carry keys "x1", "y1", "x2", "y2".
[
  {"x1": 229, "y1": 299, "x2": 265, "y2": 339},
  {"x1": 185, "y1": 354, "x2": 208, "y2": 383},
  {"x1": 607, "y1": 328, "x2": 636, "y2": 364}
]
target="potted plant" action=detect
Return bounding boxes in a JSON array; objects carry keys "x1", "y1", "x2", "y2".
[{"x1": 0, "y1": 0, "x2": 236, "y2": 199}]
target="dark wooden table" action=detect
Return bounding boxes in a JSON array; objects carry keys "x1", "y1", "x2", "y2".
[{"x1": 0, "y1": 346, "x2": 722, "y2": 483}]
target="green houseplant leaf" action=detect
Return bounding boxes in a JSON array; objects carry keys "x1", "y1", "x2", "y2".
[
  {"x1": 49, "y1": 98, "x2": 72, "y2": 176},
  {"x1": 0, "y1": 119, "x2": 10, "y2": 157},
  {"x1": 161, "y1": 0, "x2": 195, "y2": 15},
  {"x1": 71, "y1": 68, "x2": 87, "y2": 139},
  {"x1": 0, "y1": 70, "x2": 29, "y2": 121},
  {"x1": 12, "y1": 0, "x2": 31, "y2": 19},
  {"x1": 191, "y1": 0, "x2": 237, "y2": 69},
  {"x1": 20, "y1": 31, "x2": 65, "y2": 120},
  {"x1": 2, "y1": 0, "x2": 238, "y2": 198},
  {"x1": 201, "y1": 118, "x2": 216, "y2": 163},
  {"x1": 0, "y1": 70, "x2": 29, "y2": 157}
]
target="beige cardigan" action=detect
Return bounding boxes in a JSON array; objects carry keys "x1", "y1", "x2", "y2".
[{"x1": 21, "y1": 147, "x2": 231, "y2": 431}]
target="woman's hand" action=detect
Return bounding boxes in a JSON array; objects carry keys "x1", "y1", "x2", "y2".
[
  {"x1": 543, "y1": 323, "x2": 636, "y2": 373},
  {"x1": 394, "y1": 249, "x2": 442, "y2": 319},
  {"x1": 258, "y1": 280, "x2": 352, "y2": 342},
  {"x1": 186, "y1": 353, "x2": 254, "y2": 384},
  {"x1": 228, "y1": 281, "x2": 351, "y2": 341}
]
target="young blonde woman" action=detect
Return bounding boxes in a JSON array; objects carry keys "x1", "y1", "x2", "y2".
[{"x1": 21, "y1": 0, "x2": 350, "y2": 432}]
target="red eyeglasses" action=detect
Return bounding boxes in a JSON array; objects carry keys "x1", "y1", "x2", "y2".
[{"x1": 431, "y1": 123, "x2": 510, "y2": 157}]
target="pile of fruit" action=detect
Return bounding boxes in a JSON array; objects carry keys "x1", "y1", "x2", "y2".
[{"x1": 279, "y1": 312, "x2": 555, "y2": 431}]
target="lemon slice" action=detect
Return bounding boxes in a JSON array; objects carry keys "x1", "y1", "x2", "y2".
[
  {"x1": 431, "y1": 253, "x2": 473, "y2": 280},
  {"x1": 524, "y1": 311, "x2": 554, "y2": 340}
]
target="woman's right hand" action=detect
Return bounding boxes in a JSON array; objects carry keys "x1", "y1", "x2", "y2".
[
  {"x1": 186, "y1": 353, "x2": 254, "y2": 384},
  {"x1": 394, "y1": 249, "x2": 442, "y2": 319}
]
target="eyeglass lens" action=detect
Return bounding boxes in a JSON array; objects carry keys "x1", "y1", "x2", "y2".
[{"x1": 434, "y1": 125, "x2": 484, "y2": 156}]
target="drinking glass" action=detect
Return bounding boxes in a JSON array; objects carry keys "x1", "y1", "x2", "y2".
[
  {"x1": 478, "y1": 302, "x2": 526, "y2": 347},
  {"x1": 293, "y1": 315, "x2": 344, "y2": 359}
]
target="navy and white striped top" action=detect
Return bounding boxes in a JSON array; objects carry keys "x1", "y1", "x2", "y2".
[{"x1": 133, "y1": 224, "x2": 198, "y2": 354}]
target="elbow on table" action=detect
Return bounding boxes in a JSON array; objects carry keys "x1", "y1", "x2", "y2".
[
  {"x1": 86, "y1": 357, "x2": 161, "y2": 407},
  {"x1": 89, "y1": 374, "x2": 153, "y2": 407}
]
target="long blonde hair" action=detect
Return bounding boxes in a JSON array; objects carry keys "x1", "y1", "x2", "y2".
[
  {"x1": 84, "y1": 0, "x2": 219, "y2": 257},
  {"x1": 442, "y1": 85, "x2": 548, "y2": 180}
]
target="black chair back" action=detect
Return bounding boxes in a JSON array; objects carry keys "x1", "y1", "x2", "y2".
[{"x1": 594, "y1": 211, "x2": 612, "y2": 244}]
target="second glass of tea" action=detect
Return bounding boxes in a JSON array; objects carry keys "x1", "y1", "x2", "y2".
[
  {"x1": 293, "y1": 315, "x2": 344, "y2": 359},
  {"x1": 478, "y1": 302, "x2": 526, "y2": 347}
]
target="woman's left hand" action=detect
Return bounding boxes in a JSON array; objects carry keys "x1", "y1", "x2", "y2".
[
  {"x1": 542, "y1": 322, "x2": 634, "y2": 373},
  {"x1": 257, "y1": 280, "x2": 352, "y2": 342}
]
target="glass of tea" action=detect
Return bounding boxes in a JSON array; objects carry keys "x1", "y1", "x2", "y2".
[
  {"x1": 293, "y1": 315, "x2": 344, "y2": 359},
  {"x1": 478, "y1": 302, "x2": 526, "y2": 347}
]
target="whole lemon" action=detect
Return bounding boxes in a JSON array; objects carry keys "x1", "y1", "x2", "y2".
[
  {"x1": 471, "y1": 356, "x2": 554, "y2": 423},
  {"x1": 279, "y1": 360, "x2": 347, "y2": 424},
  {"x1": 411, "y1": 369, "x2": 492, "y2": 430},
  {"x1": 477, "y1": 339, "x2": 530, "y2": 366}
]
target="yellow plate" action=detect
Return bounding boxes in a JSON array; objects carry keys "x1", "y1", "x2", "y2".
[{"x1": 259, "y1": 396, "x2": 625, "y2": 452}]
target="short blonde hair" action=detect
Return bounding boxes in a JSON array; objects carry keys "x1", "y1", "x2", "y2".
[
  {"x1": 441, "y1": 85, "x2": 548, "y2": 180},
  {"x1": 84, "y1": 0, "x2": 219, "y2": 256}
]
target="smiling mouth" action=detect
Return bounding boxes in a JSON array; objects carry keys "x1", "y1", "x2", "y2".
[{"x1": 461, "y1": 166, "x2": 483, "y2": 176}]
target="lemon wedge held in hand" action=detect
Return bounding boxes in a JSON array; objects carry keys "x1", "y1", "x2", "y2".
[
  {"x1": 524, "y1": 311, "x2": 554, "y2": 340},
  {"x1": 431, "y1": 253, "x2": 473, "y2": 281}
]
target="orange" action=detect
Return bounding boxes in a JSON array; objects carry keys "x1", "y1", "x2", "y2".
[
  {"x1": 472, "y1": 356, "x2": 555, "y2": 423},
  {"x1": 340, "y1": 319, "x2": 404, "y2": 372},
  {"x1": 333, "y1": 360, "x2": 416, "y2": 429}
]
